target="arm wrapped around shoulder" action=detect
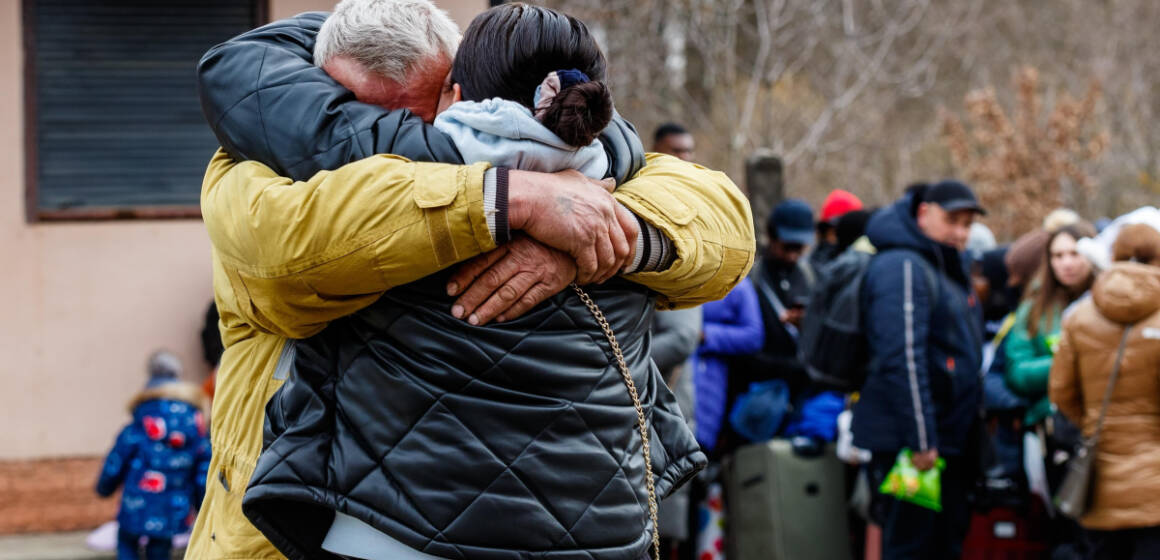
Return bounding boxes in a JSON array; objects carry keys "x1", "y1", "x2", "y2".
[{"x1": 616, "y1": 154, "x2": 756, "y2": 309}]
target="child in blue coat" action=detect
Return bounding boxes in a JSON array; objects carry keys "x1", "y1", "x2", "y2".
[{"x1": 96, "y1": 351, "x2": 211, "y2": 560}]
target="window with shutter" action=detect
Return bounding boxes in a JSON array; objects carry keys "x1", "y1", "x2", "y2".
[{"x1": 24, "y1": 0, "x2": 265, "y2": 221}]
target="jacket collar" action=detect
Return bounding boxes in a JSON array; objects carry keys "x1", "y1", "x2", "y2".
[{"x1": 866, "y1": 194, "x2": 970, "y2": 288}]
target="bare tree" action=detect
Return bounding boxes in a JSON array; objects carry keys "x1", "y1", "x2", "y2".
[
  {"x1": 541, "y1": 0, "x2": 1160, "y2": 236},
  {"x1": 941, "y1": 67, "x2": 1108, "y2": 239}
]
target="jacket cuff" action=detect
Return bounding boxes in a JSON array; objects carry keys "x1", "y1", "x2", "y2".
[
  {"x1": 483, "y1": 167, "x2": 511, "y2": 245},
  {"x1": 622, "y1": 206, "x2": 676, "y2": 274}
]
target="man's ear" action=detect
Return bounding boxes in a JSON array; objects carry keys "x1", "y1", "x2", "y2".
[{"x1": 916, "y1": 201, "x2": 930, "y2": 222}]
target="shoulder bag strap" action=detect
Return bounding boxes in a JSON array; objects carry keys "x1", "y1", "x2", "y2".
[
  {"x1": 1092, "y1": 326, "x2": 1134, "y2": 443},
  {"x1": 570, "y1": 284, "x2": 660, "y2": 560}
]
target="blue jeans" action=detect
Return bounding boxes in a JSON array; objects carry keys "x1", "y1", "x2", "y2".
[{"x1": 116, "y1": 528, "x2": 172, "y2": 560}]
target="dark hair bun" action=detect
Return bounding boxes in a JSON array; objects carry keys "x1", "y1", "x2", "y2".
[{"x1": 541, "y1": 81, "x2": 613, "y2": 148}]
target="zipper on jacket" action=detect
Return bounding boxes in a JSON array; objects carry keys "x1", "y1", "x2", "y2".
[{"x1": 272, "y1": 340, "x2": 297, "y2": 381}]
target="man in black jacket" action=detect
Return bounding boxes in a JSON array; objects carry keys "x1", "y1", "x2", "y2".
[
  {"x1": 853, "y1": 181, "x2": 985, "y2": 559},
  {"x1": 735, "y1": 200, "x2": 817, "y2": 397}
]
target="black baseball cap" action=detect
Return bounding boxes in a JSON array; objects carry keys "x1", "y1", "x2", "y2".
[{"x1": 923, "y1": 180, "x2": 987, "y2": 215}]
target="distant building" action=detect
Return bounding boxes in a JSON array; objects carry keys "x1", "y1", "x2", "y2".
[{"x1": 0, "y1": 0, "x2": 486, "y2": 534}]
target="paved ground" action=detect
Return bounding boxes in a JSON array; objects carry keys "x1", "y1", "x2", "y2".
[
  {"x1": 0, "y1": 532, "x2": 107, "y2": 560},
  {"x1": 0, "y1": 532, "x2": 185, "y2": 560}
]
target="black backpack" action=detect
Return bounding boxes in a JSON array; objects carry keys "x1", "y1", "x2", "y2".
[{"x1": 796, "y1": 248, "x2": 938, "y2": 391}]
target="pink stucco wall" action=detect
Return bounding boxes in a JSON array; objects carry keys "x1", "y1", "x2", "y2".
[{"x1": 0, "y1": 0, "x2": 485, "y2": 460}]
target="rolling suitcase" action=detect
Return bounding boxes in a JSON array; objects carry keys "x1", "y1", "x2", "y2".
[
  {"x1": 726, "y1": 439, "x2": 852, "y2": 560},
  {"x1": 961, "y1": 503, "x2": 1050, "y2": 560}
]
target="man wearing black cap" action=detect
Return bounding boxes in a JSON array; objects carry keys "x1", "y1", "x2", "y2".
[
  {"x1": 853, "y1": 181, "x2": 987, "y2": 559},
  {"x1": 730, "y1": 200, "x2": 818, "y2": 413}
]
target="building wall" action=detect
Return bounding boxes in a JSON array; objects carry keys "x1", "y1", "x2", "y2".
[
  {"x1": 0, "y1": 0, "x2": 486, "y2": 463},
  {"x1": 0, "y1": 0, "x2": 214, "y2": 461}
]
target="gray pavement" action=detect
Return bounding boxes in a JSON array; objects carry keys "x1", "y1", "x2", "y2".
[
  {"x1": 0, "y1": 532, "x2": 184, "y2": 560},
  {"x1": 0, "y1": 532, "x2": 108, "y2": 560}
]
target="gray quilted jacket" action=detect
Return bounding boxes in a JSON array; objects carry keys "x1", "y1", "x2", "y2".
[
  {"x1": 198, "y1": 13, "x2": 704, "y2": 560},
  {"x1": 246, "y1": 274, "x2": 704, "y2": 559}
]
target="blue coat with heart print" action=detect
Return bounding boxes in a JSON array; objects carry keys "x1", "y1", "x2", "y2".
[{"x1": 96, "y1": 384, "x2": 211, "y2": 538}]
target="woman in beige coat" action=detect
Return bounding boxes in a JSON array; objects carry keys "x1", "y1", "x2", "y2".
[{"x1": 1049, "y1": 224, "x2": 1160, "y2": 559}]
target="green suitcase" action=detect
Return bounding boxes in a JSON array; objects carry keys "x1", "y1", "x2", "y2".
[{"x1": 726, "y1": 439, "x2": 852, "y2": 560}]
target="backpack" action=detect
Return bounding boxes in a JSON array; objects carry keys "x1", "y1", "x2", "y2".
[{"x1": 796, "y1": 248, "x2": 939, "y2": 391}]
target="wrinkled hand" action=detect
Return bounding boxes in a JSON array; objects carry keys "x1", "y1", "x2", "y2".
[
  {"x1": 912, "y1": 448, "x2": 939, "y2": 472},
  {"x1": 507, "y1": 169, "x2": 638, "y2": 284},
  {"x1": 446, "y1": 235, "x2": 577, "y2": 326}
]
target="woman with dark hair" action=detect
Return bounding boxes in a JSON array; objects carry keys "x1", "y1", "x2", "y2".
[
  {"x1": 429, "y1": 4, "x2": 616, "y2": 177},
  {"x1": 1004, "y1": 223, "x2": 1097, "y2": 557},
  {"x1": 241, "y1": 4, "x2": 706, "y2": 560},
  {"x1": 1005, "y1": 222, "x2": 1098, "y2": 427}
]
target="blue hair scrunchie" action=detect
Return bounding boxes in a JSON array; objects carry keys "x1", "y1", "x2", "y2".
[{"x1": 555, "y1": 68, "x2": 590, "y2": 89}]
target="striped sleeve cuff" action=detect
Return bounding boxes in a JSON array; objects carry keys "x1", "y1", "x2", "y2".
[
  {"x1": 623, "y1": 204, "x2": 676, "y2": 273},
  {"x1": 483, "y1": 167, "x2": 511, "y2": 245}
]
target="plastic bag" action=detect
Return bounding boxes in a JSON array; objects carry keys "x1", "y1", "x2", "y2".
[
  {"x1": 728, "y1": 379, "x2": 790, "y2": 443},
  {"x1": 878, "y1": 449, "x2": 945, "y2": 512}
]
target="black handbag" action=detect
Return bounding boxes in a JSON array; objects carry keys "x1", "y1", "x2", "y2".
[{"x1": 1054, "y1": 326, "x2": 1133, "y2": 520}]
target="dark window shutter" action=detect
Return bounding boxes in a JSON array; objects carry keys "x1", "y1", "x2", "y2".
[{"x1": 30, "y1": 0, "x2": 260, "y2": 213}]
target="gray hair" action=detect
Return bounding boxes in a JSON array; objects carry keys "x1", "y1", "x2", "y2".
[{"x1": 315, "y1": 0, "x2": 460, "y2": 83}]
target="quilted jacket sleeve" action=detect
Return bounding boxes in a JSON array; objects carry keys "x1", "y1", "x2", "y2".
[
  {"x1": 1048, "y1": 317, "x2": 1084, "y2": 426},
  {"x1": 96, "y1": 424, "x2": 136, "y2": 497},
  {"x1": 198, "y1": 12, "x2": 646, "y2": 185},
  {"x1": 617, "y1": 154, "x2": 756, "y2": 309},
  {"x1": 202, "y1": 150, "x2": 494, "y2": 339},
  {"x1": 197, "y1": 12, "x2": 464, "y2": 181},
  {"x1": 863, "y1": 253, "x2": 939, "y2": 452}
]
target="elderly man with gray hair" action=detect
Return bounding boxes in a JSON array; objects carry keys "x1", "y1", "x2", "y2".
[
  {"x1": 191, "y1": 1, "x2": 754, "y2": 559},
  {"x1": 314, "y1": 0, "x2": 460, "y2": 123}
]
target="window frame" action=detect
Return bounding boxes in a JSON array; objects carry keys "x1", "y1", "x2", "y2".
[{"x1": 22, "y1": 0, "x2": 268, "y2": 223}]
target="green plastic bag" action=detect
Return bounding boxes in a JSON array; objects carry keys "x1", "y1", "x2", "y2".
[{"x1": 878, "y1": 449, "x2": 946, "y2": 512}]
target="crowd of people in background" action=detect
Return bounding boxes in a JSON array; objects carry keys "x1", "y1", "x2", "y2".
[
  {"x1": 91, "y1": 112, "x2": 1160, "y2": 560},
  {"x1": 649, "y1": 121, "x2": 1160, "y2": 560}
]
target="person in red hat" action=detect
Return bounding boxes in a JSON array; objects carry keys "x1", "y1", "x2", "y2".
[{"x1": 809, "y1": 189, "x2": 864, "y2": 273}]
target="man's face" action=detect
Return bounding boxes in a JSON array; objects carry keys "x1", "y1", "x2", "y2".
[
  {"x1": 654, "y1": 133, "x2": 695, "y2": 161},
  {"x1": 818, "y1": 223, "x2": 837, "y2": 245},
  {"x1": 435, "y1": 71, "x2": 460, "y2": 116},
  {"x1": 323, "y1": 54, "x2": 453, "y2": 123},
  {"x1": 916, "y1": 202, "x2": 977, "y2": 251},
  {"x1": 767, "y1": 239, "x2": 806, "y2": 266}
]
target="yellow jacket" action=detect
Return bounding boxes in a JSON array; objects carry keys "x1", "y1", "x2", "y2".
[{"x1": 188, "y1": 149, "x2": 753, "y2": 559}]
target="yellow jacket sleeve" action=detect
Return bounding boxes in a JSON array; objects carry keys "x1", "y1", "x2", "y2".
[
  {"x1": 615, "y1": 153, "x2": 756, "y2": 309},
  {"x1": 202, "y1": 149, "x2": 495, "y2": 339}
]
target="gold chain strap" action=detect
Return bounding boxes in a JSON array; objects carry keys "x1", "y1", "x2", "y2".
[{"x1": 569, "y1": 284, "x2": 660, "y2": 560}]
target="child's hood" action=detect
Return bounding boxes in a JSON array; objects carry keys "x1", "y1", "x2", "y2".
[
  {"x1": 436, "y1": 98, "x2": 585, "y2": 151},
  {"x1": 433, "y1": 98, "x2": 610, "y2": 179}
]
